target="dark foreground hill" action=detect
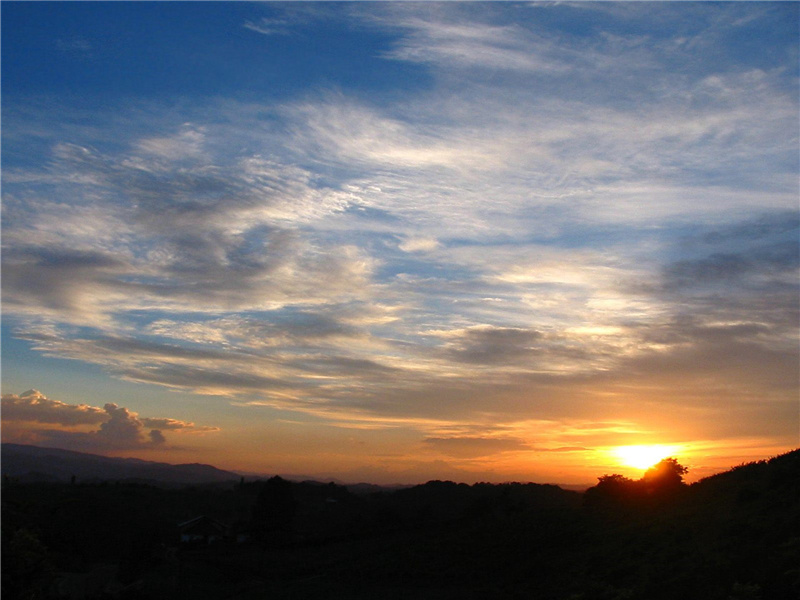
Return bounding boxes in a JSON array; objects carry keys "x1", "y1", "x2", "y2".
[
  {"x1": 2, "y1": 449, "x2": 798, "y2": 600},
  {"x1": 1, "y1": 443, "x2": 240, "y2": 485}
]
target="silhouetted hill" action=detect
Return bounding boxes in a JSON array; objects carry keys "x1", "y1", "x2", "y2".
[
  {"x1": 691, "y1": 447, "x2": 800, "y2": 499},
  {"x1": 3, "y1": 448, "x2": 798, "y2": 599},
  {"x1": 577, "y1": 449, "x2": 800, "y2": 599},
  {"x1": 1, "y1": 443, "x2": 240, "y2": 485}
]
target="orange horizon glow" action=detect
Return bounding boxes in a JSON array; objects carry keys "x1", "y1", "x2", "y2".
[{"x1": 612, "y1": 444, "x2": 684, "y2": 471}]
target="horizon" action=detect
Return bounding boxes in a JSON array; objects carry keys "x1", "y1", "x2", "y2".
[
  {"x1": 7, "y1": 440, "x2": 795, "y2": 490},
  {"x1": 2, "y1": 2, "x2": 798, "y2": 487}
]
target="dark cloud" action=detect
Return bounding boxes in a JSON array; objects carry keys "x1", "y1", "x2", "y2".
[
  {"x1": 11, "y1": 247, "x2": 126, "y2": 270},
  {"x1": 699, "y1": 211, "x2": 800, "y2": 245},
  {"x1": 440, "y1": 326, "x2": 544, "y2": 365},
  {"x1": 199, "y1": 312, "x2": 363, "y2": 345},
  {"x1": 271, "y1": 311, "x2": 362, "y2": 340},
  {"x1": 1, "y1": 246, "x2": 130, "y2": 315},
  {"x1": 661, "y1": 211, "x2": 798, "y2": 296},
  {"x1": 91, "y1": 337, "x2": 245, "y2": 363},
  {"x1": 636, "y1": 315, "x2": 777, "y2": 347},
  {"x1": 118, "y1": 364, "x2": 291, "y2": 393},
  {"x1": 286, "y1": 355, "x2": 400, "y2": 378},
  {"x1": 606, "y1": 212, "x2": 800, "y2": 418},
  {"x1": 623, "y1": 332, "x2": 798, "y2": 392},
  {"x1": 663, "y1": 241, "x2": 798, "y2": 290}
]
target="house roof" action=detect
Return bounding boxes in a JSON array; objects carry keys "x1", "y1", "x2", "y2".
[{"x1": 178, "y1": 515, "x2": 226, "y2": 532}]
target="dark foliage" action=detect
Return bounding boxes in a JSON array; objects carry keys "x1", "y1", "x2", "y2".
[
  {"x1": 584, "y1": 457, "x2": 690, "y2": 511},
  {"x1": 2, "y1": 450, "x2": 798, "y2": 599},
  {"x1": 250, "y1": 476, "x2": 297, "y2": 545}
]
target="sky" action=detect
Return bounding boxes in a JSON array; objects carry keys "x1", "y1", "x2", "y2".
[{"x1": 2, "y1": 1, "x2": 798, "y2": 485}]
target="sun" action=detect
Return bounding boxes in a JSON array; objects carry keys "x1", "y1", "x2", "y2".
[{"x1": 613, "y1": 444, "x2": 681, "y2": 470}]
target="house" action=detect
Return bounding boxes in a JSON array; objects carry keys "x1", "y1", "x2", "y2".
[
  {"x1": 227, "y1": 520, "x2": 253, "y2": 544},
  {"x1": 177, "y1": 516, "x2": 226, "y2": 544}
]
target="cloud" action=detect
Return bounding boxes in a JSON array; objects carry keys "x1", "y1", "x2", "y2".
[
  {"x1": 1, "y1": 389, "x2": 106, "y2": 426},
  {"x1": 2, "y1": 127, "x2": 372, "y2": 326},
  {"x1": 242, "y1": 5, "x2": 330, "y2": 37},
  {"x1": 97, "y1": 403, "x2": 153, "y2": 445},
  {"x1": 398, "y1": 237, "x2": 440, "y2": 253},
  {"x1": 134, "y1": 126, "x2": 206, "y2": 160},
  {"x1": 2, "y1": 2, "x2": 797, "y2": 472},
  {"x1": 699, "y1": 211, "x2": 800, "y2": 245},
  {"x1": 1, "y1": 391, "x2": 220, "y2": 452},
  {"x1": 140, "y1": 417, "x2": 218, "y2": 432},
  {"x1": 243, "y1": 18, "x2": 292, "y2": 37},
  {"x1": 372, "y1": 5, "x2": 576, "y2": 74},
  {"x1": 662, "y1": 241, "x2": 799, "y2": 291},
  {"x1": 148, "y1": 311, "x2": 364, "y2": 347},
  {"x1": 117, "y1": 364, "x2": 293, "y2": 396},
  {"x1": 423, "y1": 436, "x2": 530, "y2": 458},
  {"x1": 55, "y1": 37, "x2": 92, "y2": 57},
  {"x1": 537, "y1": 446, "x2": 590, "y2": 453},
  {"x1": 430, "y1": 325, "x2": 545, "y2": 366},
  {"x1": 285, "y1": 97, "x2": 500, "y2": 172}
]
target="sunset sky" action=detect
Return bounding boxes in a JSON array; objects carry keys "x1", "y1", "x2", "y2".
[{"x1": 2, "y1": 1, "x2": 798, "y2": 485}]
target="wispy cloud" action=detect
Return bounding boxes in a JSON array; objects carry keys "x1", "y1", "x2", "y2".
[
  {"x1": 2, "y1": 127, "x2": 371, "y2": 327},
  {"x1": 243, "y1": 17, "x2": 292, "y2": 37},
  {"x1": 2, "y1": 2, "x2": 797, "y2": 480},
  {"x1": 55, "y1": 37, "x2": 92, "y2": 57},
  {"x1": 423, "y1": 436, "x2": 531, "y2": 459}
]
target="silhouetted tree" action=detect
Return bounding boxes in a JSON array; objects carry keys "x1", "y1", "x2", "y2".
[
  {"x1": 642, "y1": 458, "x2": 688, "y2": 493},
  {"x1": 1, "y1": 528, "x2": 53, "y2": 600},
  {"x1": 583, "y1": 473, "x2": 640, "y2": 509},
  {"x1": 251, "y1": 476, "x2": 296, "y2": 545},
  {"x1": 585, "y1": 459, "x2": 690, "y2": 509}
]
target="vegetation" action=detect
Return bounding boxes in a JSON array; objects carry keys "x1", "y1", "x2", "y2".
[{"x1": 2, "y1": 451, "x2": 798, "y2": 599}]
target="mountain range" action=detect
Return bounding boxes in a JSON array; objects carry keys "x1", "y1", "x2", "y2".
[{"x1": 1, "y1": 443, "x2": 240, "y2": 486}]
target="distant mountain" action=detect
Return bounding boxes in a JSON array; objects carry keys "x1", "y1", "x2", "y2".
[{"x1": 1, "y1": 443, "x2": 240, "y2": 485}]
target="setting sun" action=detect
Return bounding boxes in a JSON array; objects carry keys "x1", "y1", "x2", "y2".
[{"x1": 613, "y1": 445, "x2": 682, "y2": 470}]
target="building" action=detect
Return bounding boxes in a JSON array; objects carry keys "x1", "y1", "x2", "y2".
[{"x1": 177, "y1": 516, "x2": 226, "y2": 544}]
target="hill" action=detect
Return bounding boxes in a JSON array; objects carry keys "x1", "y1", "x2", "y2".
[
  {"x1": 1, "y1": 443, "x2": 240, "y2": 485},
  {"x1": 2, "y1": 447, "x2": 798, "y2": 599}
]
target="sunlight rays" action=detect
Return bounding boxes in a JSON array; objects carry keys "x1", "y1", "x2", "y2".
[{"x1": 612, "y1": 444, "x2": 684, "y2": 470}]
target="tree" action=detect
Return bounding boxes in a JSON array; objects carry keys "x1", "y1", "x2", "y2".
[
  {"x1": 584, "y1": 459, "x2": 689, "y2": 509},
  {"x1": 583, "y1": 474, "x2": 639, "y2": 509},
  {"x1": 2, "y1": 528, "x2": 54, "y2": 600},
  {"x1": 251, "y1": 476, "x2": 296, "y2": 544},
  {"x1": 642, "y1": 458, "x2": 688, "y2": 490}
]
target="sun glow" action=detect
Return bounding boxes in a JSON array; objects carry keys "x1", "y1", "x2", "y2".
[{"x1": 613, "y1": 444, "x2": 682, "y2": 470}]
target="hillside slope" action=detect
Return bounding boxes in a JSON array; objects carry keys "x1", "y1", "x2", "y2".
[{"x1": 1, "y1": 443, "x2": 240, "y2": 485}]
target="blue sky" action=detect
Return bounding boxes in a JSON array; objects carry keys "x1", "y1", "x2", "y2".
[{"x1": 2, "y1": 2, "x2": 798, "y2": 484}]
